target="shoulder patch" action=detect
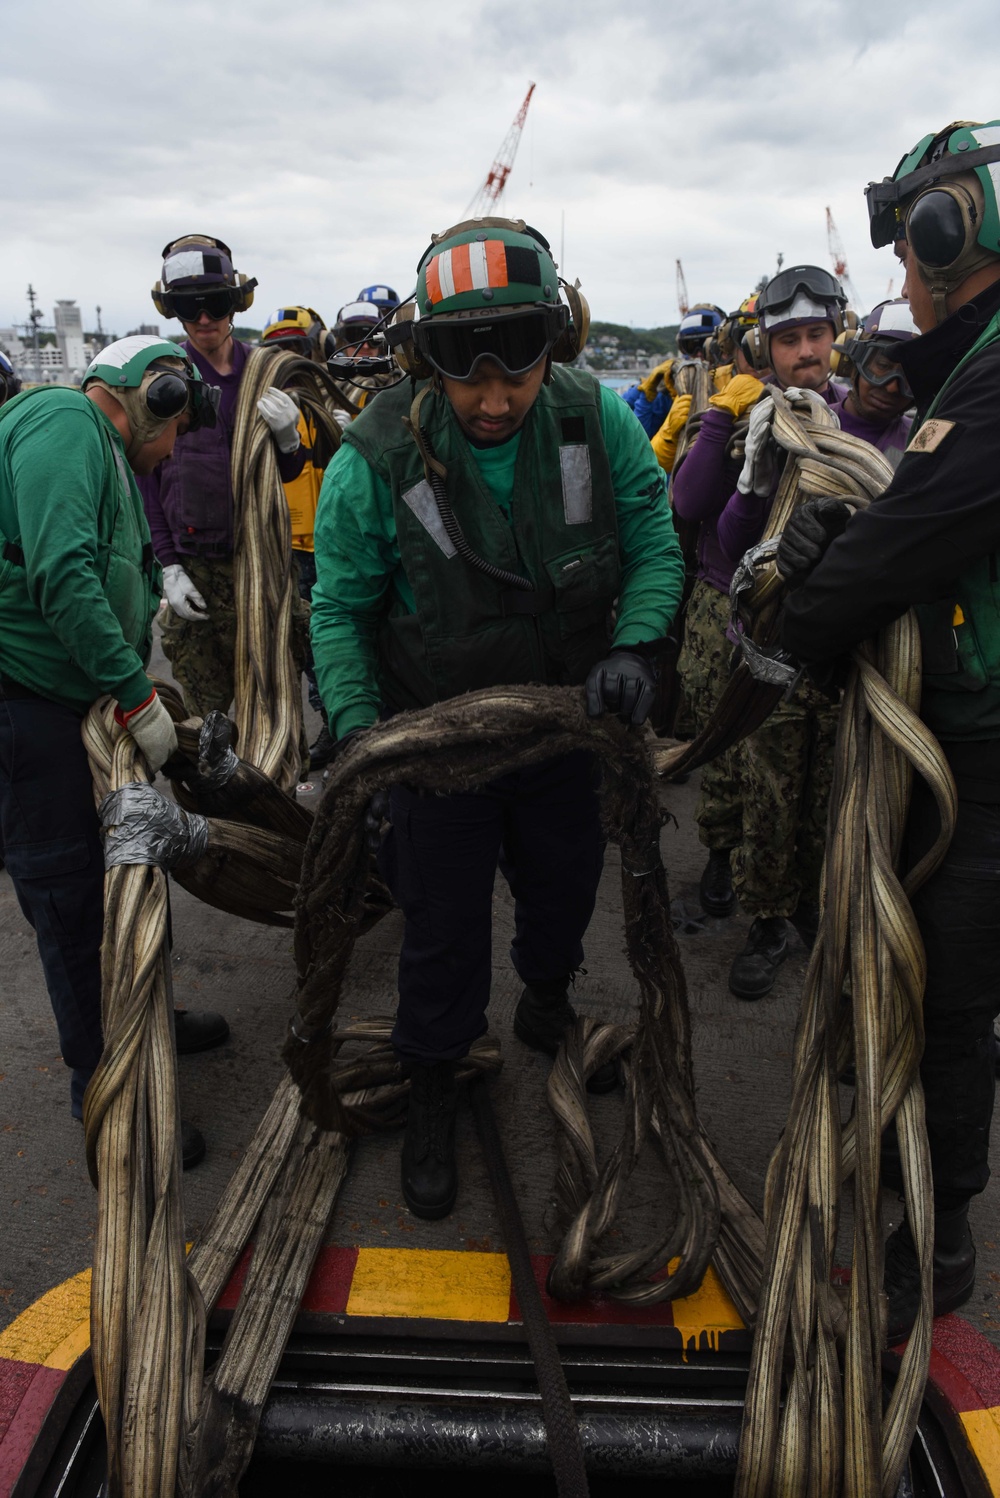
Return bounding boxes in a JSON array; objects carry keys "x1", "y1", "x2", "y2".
[{"x1": 906, "y1": 418, "x2": 960, "y2": 454}]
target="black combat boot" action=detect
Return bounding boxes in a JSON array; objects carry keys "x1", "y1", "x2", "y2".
[
  {"x1": 308, "y1": 724, "x2": 337, "y2": 770},
  {"x1": 884, "y1": 1205, "x2": 976, "y2": 1344},
  {"x1": 728, "y1": 916, "x2": 789, "y2": 1000},
  {"x1": 401, "y1": 1060, "x2": 459, "y2": 1220},
  {"x1": 514, "y1": 980, "x2": 619, "y2": 1094},
  {"x1": 699, "y1": 848, "x2": 736, "y2": 918}
]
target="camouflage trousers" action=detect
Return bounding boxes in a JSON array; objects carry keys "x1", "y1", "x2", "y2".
[
  {"x1": 160, "y1": 556, "x2": 237, "y2": 718},
  {"x1": 161, "y1": 556, "x2": 312, "y2": 722},
  {"x1": 734, "y1": 678, "x2": 840, "y2": 920},
  {"x1": 677, "y1": 576, "x2": 743, "y2": 851}
]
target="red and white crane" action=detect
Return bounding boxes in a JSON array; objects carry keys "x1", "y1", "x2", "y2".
[
  {"x1": 675, "y1": 259, "x2": 689, "y2": 318},
  {"x1": 825, "y1": 207, "x2": 866, "y2": 314},
  {"x1": 464, "y1": 83, "x2": 536, "y2": 218}
]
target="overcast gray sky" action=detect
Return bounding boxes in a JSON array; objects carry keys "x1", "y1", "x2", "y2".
[{"x1": 3, "y1": 0, "x2": 997, "y2": 338}]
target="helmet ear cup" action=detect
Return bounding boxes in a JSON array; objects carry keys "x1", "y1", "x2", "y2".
[
  {"x1": 551, "y1": 278, "x2": 590, "y2": 363},
  {"x1": 829, "y1": 329, "x2": 854, "y2": 378},
  {"x1": 386, "y1": 303, "x2": 433, "y2": 380},
  {"x1": 151, "y1": 280, "x2": 169, "y2": 317},
  {"x1": 235, "y1": 272, "x2": 255, "y2": 313},
  {"x1": 742, "y1": 325, "x2": 765, "y2": 371}
]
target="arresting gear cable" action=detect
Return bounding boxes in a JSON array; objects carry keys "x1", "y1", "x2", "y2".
[
  {"x1": 229, "y1": 345, "x2": 345, "y2": 793},
  {"x1": 83, "y1": 388, "x2": 954, "y2": 1496}
]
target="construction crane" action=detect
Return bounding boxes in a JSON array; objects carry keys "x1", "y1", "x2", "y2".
[
  {"x1": 675, "y1": 259, "x2": 689, "y2": 317},
  {"x1": 825, "y1": 206, "x2": 866, "y2": 314},
  {"x1": 464, "y1": 83, "x2": 536, "y2": 218}
]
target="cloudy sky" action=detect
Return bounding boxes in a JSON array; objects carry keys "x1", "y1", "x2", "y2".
[{"x1": 3, "y1": 0, "x2": 997, "y2": 340}]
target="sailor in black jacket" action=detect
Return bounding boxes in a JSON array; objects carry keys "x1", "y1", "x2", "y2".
[{"x1": 779, "y1": 120, "x2": 1000, "y2": 1341}]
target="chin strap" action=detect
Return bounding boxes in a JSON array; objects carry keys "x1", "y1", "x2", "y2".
[{"x1": 402, "y1": 383, "x2": 447, "y2": 482}]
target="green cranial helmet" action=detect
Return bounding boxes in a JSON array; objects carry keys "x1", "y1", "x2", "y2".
[
  {"x1": 83, "y1": 333, "x2": 200, "y2": 389},
  {"x1": 416, "y1": 218, "x2": 561, "y2": 317},
  {"x1": 83, "y1": 334, "x2": 219, "y2": 460},
  {"x1": 866, "y1": 121, "x2": 1000, "y2": 322},
  {"x1": 404, "y1": 218, "x2": 588, "y2": 381}
]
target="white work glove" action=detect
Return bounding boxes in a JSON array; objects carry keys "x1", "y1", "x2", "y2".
[
  {"x1": 162, "y1": 562, "x2": 210, "y2": 622},
  {"x1": 115, "y1": 690, "x2": 178, "y2": 772},
  {"x1": 782, "y1": 386, "x2": 837, "y2": 424},
  {"x1": 736, "y1": 394, "x2": 777, "y2": 498},
  {"x1": 256, "y1": 387, "x2": 301, "y2": 453}
]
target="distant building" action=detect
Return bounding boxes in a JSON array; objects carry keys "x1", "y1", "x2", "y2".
[
  {"x1": 54, "y1": 301, "x2": 86, "y2": 373},
  {"x1": 126, "y1": 323, "x2": 160, "y2": 337}
]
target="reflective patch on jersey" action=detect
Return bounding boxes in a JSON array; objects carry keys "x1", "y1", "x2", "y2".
[
  {"x1": 401, "y1": 479, "x2": 457, "y2": 557},
  {"x1": 906, "y1": 418, "x2": 959, "y2": 454},
  {"x1": 559, "y1": 445, "x2": 593, "y2": 525}
]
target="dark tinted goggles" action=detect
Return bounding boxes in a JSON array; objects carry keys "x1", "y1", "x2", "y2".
[
  {"x1": 336, "y1": 323, "x2": 379, "y2": 347},
  {"x1": 145, "y1": 370, "x2": 220, "y2": 430},
  {"x1": 165, "y1": 288, "x2": 240, "y2": 323},
  {"x1": 759, "y1": 266, "x2": 844, "y2": 316},
  {"x1": 865, "y1": 141, "x2": 1000, "y2": 247},
  {"x1": 414, "y1": 306, "x2": 565, "y2": 380}
]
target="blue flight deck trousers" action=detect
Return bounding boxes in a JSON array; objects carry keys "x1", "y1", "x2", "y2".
[
  {"x1": 0, "y1": 683, "x2": 104, "y2": 1118},
  {"x1": 378, "y1": 750, "x2": 605, "y2": 1063}
]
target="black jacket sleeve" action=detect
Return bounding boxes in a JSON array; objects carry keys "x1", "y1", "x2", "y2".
[{"x1": 781, "y1": 341, "x2": 1000, "y2": 662}]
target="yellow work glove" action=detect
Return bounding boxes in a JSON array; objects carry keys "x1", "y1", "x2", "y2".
[
  {"x1": 707, "y1": 373, "x2": 766, "y2": 421},
  {"x1": 650, "y1": 393, "x2": 692, "y2": 473},
  {"x1": 638, "y1": 358, "x2": 676, "y2": 401}
]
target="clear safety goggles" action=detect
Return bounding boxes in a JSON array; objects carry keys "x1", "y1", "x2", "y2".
[
  {"x1": 846, "y1": 339, "x2": 913, "y2": 401},
  {"x1": 413, "y1": 305, "x2": 565, "y2": 381}
]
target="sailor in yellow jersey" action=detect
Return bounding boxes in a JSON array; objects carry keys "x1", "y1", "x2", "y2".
[{"x1": 260, "y1": 307, "x2": 342, "y2": 767}]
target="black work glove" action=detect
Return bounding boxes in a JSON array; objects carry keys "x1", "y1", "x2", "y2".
[
  {"x1": 585, "y1": 651, "x2": 657, "y2": 726},
  {"x1": 364, "y1": 788, "x2": 390, "y2": 854},
  {"x1": 776, "y1": 498, "x2": 853, "y2": 590},
  {"x1": 333, "y1": 727, "x2": 389, "y2": 853}
]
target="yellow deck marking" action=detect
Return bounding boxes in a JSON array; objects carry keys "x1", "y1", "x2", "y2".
[
  {"x1": 960, "y1": 1408, "x2": 1000, "y2": 1494},
  {"x1": 669, "y1": 1264, "x2": 743, "y2": 1355},
  {"x1": 347, "y1": 1248, "x2": 511, "y2": 1322},
  {"x1": 0, "y1": 1269, "x2": 91, "y2": 1369}
]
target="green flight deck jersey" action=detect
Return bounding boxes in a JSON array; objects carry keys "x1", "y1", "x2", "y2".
[
  {"x1": 0, "y1": 388, "x2": 160, "y2": 714},
  {"x1": 311, "y1": 369, "x2": 685, "y2": 738}
]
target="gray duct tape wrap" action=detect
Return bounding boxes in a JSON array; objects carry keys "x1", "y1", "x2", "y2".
[
  {"x1": 101, "y1": 782, "x2": 210, "y2": 870},
  {"x1": 197, "y1": 711, "x2": 241, "y2": 789},
  {"x1": 730, "y1": 539, "x2": 803, "y2": 692}
]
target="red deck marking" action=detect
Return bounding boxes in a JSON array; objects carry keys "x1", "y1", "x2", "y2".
[
  {"x1": 0, "y1": 1361, "x2": 65, "y2": 1495},
  {"x1": 508, "y1": 1256, "x2": 676, "y2": 1326},
  {"x1": 931, "y1": 1314, "x2": 1000, "y2": 1411},
  {"x1": 300, "y1": 1246, "x2": 358, "y2": 1315}
]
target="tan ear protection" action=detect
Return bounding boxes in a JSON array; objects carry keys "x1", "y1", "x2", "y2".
[
  {"x1": 387, "y1": 302, "x2": 434, "y2": 380},
  {"x1": 741, "y1": 324, "x2": 765, "y2": 371},
  {"x1": 551, "y1": 277, "x2": 590, "y2": 362},
  {"x1": 828, "y1": 328, "x2": 854, "y2": 378}
]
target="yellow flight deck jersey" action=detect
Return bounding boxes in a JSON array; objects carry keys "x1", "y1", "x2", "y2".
[{"x1": 284, "y1": 412, "x2": 324, "y2": 553}]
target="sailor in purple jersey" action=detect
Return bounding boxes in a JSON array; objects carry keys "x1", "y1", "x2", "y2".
[{"x1": 137, "y1": 234, "x2": 306, "y2": 717}]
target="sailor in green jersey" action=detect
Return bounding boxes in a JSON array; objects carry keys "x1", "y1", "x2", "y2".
[
  {"x1": 0, "y1": 336, "x2": 225, "y2": 1158},
  {"x1": 311, "y1": 219, "x2": 684, "y2": 1219}
]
